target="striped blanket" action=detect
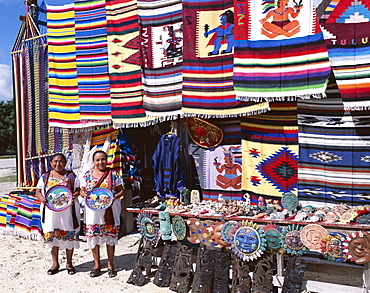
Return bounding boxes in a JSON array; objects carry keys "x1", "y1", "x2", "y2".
[
  {"x1": 0, "y1": 194, "x2": 42, "y2": 240},
  {"x1": 298, "y1": 97, "x2": 370, "y2": 207},
  {"x1": 74, "y1": 0, "x2": 112, "y2": 122},
  {"x1": 182, "y1": 0, "x2": 269, "y2": 117},
  {"x1": 320, "y1": 0, "x2": 370, "y2": 111},
  {"x1": 47, "y1": 4, "x2": 81, "y2": 128},
  {"x1": 106, "y1": 0, "x2": 154, "y2": 127},
  {"x1": 234, "y1": 0, "x2": 331, "y2": 101},
  {"x1": 241, "y1": 102, "x2": 298, "y2": 199},
  {"x1": 138, "y1": 0, "x2": 183, "y2": 118}
]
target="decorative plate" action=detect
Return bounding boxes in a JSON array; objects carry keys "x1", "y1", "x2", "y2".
[
  {"x1": 45, "y1": 185, "x2": 73, "y2": 212},
  {"x1": 300, "y1": 224, "x2": 328, "y2": 251},
  {"x1": 321, "y1": 232, "x2": 347, "y2": 263},
  {"x1": 281, "y1": 192, "x2": 298, "y2": 214},
  {"x1": 339, "y1": 209, "x2": 358, "y2": 224},
  {"x1": 220, "y1": 220, "x2": 238, "y2": 243},
  {"x1": 137, "y1": 211, "x2": 160, "y2": 244},
  {"x1": 198, "y1": 220, "x2": 217, "y2": 247},
  {"x1": 186, "y1": 218, "x2": 201, "y2": 244},
  {"x1": 280, "y1": 224, "x2": 307, "y2": 256},
  {"x1": 186, "y1": 117, "x2": 223, "y2": 148},
  {"x1": 86, "y1": 187, "x2": 113, "y2": 211},
  {"x1": 228, "y1": 220, "x2": 266, "y2": 261},
  {"x1": 172, "y1": 215, "x2": 186, "y2": 241}
]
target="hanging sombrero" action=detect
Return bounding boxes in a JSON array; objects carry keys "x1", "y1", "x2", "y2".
[{"x1": 186, "y1": 117, "x2": 223, "y2": 148}]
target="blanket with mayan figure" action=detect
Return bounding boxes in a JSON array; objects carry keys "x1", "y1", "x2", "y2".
[
  {"x1": 234, "y1": 0, "x2": 331, "y2": 101},
  {"x1": 241, "y1": 102, "x2": 299, "y2": 199},
  {"x1": 181, "y1": 0, "x2": 269, "y2": 117},
  {"x1": 298, "y1": 97, "x2": 370, "y2": 207},
  {"x1": 320, "y1": 0, "x2": 370, "y2": 111}
]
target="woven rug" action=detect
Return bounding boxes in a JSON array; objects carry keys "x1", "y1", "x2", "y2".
[
  {"x1": 234, "y1": 0, "x2": 331, "y2": 101},
  {"x1": 138, "y1": 0, "x2": 183, "y2": 118},
  {"x1": 241, "y1": 102, "x2": 298, "y2": 199},
  {"x1": 74, "y1": 0, "x2": 112, "y2": 123},
  {"x1": 320, "y1": 0, "x2": 370, "y2": 111},
  {"x1": 106, "y1": 0, "x2": 155, "y2": 127},
  {"x1": 182, "y1": 0, "x2": 269, "y2": 117},
  {"x1": 298, "y1": 97, "x2": 370, "y2": 207},
  {"x1": 47, "y1": 3, "x2": 81, "y2": 128}
]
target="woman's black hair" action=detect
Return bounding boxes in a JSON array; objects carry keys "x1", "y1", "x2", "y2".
[
  {"x1": 92, "y1": 150, "x2": 108, "y2": 160},
  {"x1": 51, "y1": 153, "x2": 67, "y2": 163}
]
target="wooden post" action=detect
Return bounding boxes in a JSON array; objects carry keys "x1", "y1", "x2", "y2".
[{"x1": 120, "y1": 189, "x2": 134, "y2": 235}]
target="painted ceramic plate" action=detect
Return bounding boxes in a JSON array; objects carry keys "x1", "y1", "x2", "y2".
[
  {"x1": 172, "y1": 215, "x2": 186, "y2": 241},
  {"x1": 221, "y1": 220, "x2": 238, "y2": 243},
  {"x1": 86, "y1": 188, "x2": 113, "y2": 211},
  {"x1": 45, "y1": 185, "x2": 73, "y2": 212},
  {"x1": 137, "y1": 211, "x2": 160, "y2": 244}
]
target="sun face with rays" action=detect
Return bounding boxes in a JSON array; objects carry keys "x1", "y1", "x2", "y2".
[{"x1": 280, "y1": 224, "x2": 307, "y2": 255}]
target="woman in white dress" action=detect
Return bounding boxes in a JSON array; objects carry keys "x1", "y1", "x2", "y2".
[
  {"x1": 35, "y1": 153, "x2": 80, "y2": 275},
  {"x1": 80, "y1": 150, "x2": 124, "y2": 278}
]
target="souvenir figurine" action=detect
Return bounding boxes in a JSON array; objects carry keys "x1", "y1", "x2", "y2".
[
  {"x1": 154, "y1": 242, "x2": 179, "y2": 287},
  {"x1": 228, "y1": 220, "x2": 267, "y2": 261},
  {"x1": 159, "y1": 211, "x2": 171, "y2": 241},
  {"x1": 282, "y1": 256, "x2": 307, "y2": 293},
  {"x1": 280, "y1": 224, "x2": 307, "y2": 256},
  {"x1": 252, "y1": 255, "x2": 274, "y2": 293},
  {"x1": 231, "y1": 254, "x2": 252, "y2": 292},
  {"x1": 192, "y1": 246, "x2": 214, "y2": 292},
  {"x1": 190, "y1": 189, "x2": 200, "y2": 204},
  {"x1": 169, "y1": 244, "x2": 194, "y2": 293},
  {"x1": 343, "y1": 231, "x2": 370, "y2": 264},
  {"x1": 213, "y1": 250, "x2": 231, "y2": 293},
  {"x1": 263, "y1": 224, "x2": 283, "y2": 253},
  {"x1": 300, "y1": 224, "x2": 328, "y2": 252},
  {"x1": 321, "y1": 232, "x2": 347, "y2": 263}
]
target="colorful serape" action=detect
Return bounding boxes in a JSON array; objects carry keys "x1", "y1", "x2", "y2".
[
  {"x1": 298, "y1": 97, "x2": 370, "y2": 207},
  {"x1": 91, "y1": 126, "x2": 119, "y2": 147},
  {"x1": 138, "y1": 0, "x2": 183, "y2": 118},
  {"x1": 182, "y1": 0, "x2": 269, "y2": 117},
  {"x1": 47, "y1": 4, "x2": 81, "y2": 128},
  {"x1": 241, "y1": 102, "x2": 298, "y2": 199},
  {"x1": 74, "y1": 0, "x2": 112, "y2": 122},
  {"x1": 234, "y1": 0, "x2": 331, "y2": 101},
  {"x1": 0, "y1": 194, "x2": 43, "y2": 240},
  {"x1": 106, "y1": 0, "x2": 153, "y2": 127},
  {"x1": 320, "y1": 0, "x2": 370, "y2": 111}
]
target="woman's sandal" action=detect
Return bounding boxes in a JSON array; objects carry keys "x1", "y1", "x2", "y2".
[
  {"x1": 89, "y1": 268, "x2": 101, "y2": 277},
  {"x1": 108, "y1": 268, "x2": 117, "y2": 278},
  {"x1": 47, "y1": 267, "x2": 59, "y2": 275},
  {"x1": 67, "y1": 267, "x2": 76, "y2": 275}
]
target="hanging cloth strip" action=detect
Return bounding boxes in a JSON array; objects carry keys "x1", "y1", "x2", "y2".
[
  {"x1": 74, "y1": 0, "x2": 112, "y2": 123},
  {"x1": 233, "y1": 0, "x2": 331, "y2": 102},
  {"x1": 320, "y1": 0, "x2": 370, "y2": 111},
  {"x1": 138, "y1": 0, "x2": 183, "y2": 118},
  {"x1": 181, "y1": 0, "x2": 269, "y2": 118}
]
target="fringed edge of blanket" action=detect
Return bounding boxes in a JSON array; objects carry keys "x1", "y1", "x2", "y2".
[
  {"x1": 0, "y1": 228, "x2": 43, "y2": 241},
  {"x1": 344, "y1": 105, "x2": 370, "y2": 112},
  {"x1": 236, "y1": 93, "x2": 327, "y2": 102},
  {"x1": 49, "y1": 121, "x2": 113, "y2": 133},
  {"x1": 182, "y1": 108, "x2": 270, "y2": 119}
]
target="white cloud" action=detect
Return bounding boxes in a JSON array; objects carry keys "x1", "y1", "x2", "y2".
[{"x1": 0, "y1": 64, "x2": 13, "y2": 101}]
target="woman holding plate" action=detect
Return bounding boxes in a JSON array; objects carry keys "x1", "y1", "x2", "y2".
[
  {"x1": 80, "y1": 150, "x2": 124, "y2": 278},
  {"x1": 35, "y1": 153, "x2": 81, "y2": 275}
]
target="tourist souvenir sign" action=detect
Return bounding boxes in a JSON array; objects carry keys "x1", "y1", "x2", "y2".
[
  {"x1": 280, "y1": 224, "x2": 307, "y2": 256},
  {"x1": 45, "y1": 185, "x2": 73, "y2": 212},
  {"x1": 228, "y1": 220, "x2": 266, "y2": 261},
  {"x1": 321, "y1": 232, "x2": 347, "y2": 263},
  {"x1": 172, "y1": 215, "x2": 186, "y2": 241},
  {"x1": 300, "y1": 224, "x2": 328, "y2": 252},
  {"x1": 281, "y1": 192, "x2": 298, "y2": 214},
  {"x1": 137, "y1": 211, "x2": 160, "y2": 244},
  {"x1": 86, "y1": 187, "x2": 113, "y2": 211}
]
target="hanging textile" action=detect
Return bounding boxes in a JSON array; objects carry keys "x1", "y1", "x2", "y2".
[
  {"x1": 241, "y1": 102, "x2": 298, "y2": 199},
  {"x1": 181, "y1": 0, "x2": 269, "y2": 117},
  {"x1": 106, "y1": 0, "x2": 154, "y2": 127},
  {"x1": 47, "y1": 3, "x2": 81, "y2": 128},
  {"x1": 234, "y1": 0, "x2": 331, "y2": 101},
  {"x1": 320, "y1": 0, "x2": 370, "y2": 111},
  {"x1": 298, "y1": 97, "x2": 370, "y2": 207},
  {"x1": 151, "y1": 133, "x2": 183, "y2": 197},
  {"x1": 138, "y1": 0, "x2": 183, "y2": 118},
  {"x1": 74, "y1": 0, "x2": 112, "y2": 123}
]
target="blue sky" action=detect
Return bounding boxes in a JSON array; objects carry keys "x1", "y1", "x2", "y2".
[{"x1": 0, "y1": 0, "x2": 324, "y2": 101}]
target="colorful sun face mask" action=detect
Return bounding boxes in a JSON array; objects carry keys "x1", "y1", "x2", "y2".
[
  {"x1": 281, "y1": 224, "x2": 307, "y2": 255},
  {"x1": 263, "y1": 224, "x2": 282, "y2": 253},
  {"x1": 321, "y1": 232, "x2": 347, "y2": 263},
  {"x1": 344, "y1": 231, "x2": 370, "y2": 264}
]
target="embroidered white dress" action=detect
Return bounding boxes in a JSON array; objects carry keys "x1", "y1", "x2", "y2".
[
  {"x1": 81, "y1": 170, "x2": 123, "y2": 249},
  {"x1": 36, "y1": 174, "x2": 81, "y2": 250}
]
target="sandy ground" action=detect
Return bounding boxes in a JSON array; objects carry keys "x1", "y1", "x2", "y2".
[{"x1": 0, "y1": 158, "x2": 174, "y2": 293}]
